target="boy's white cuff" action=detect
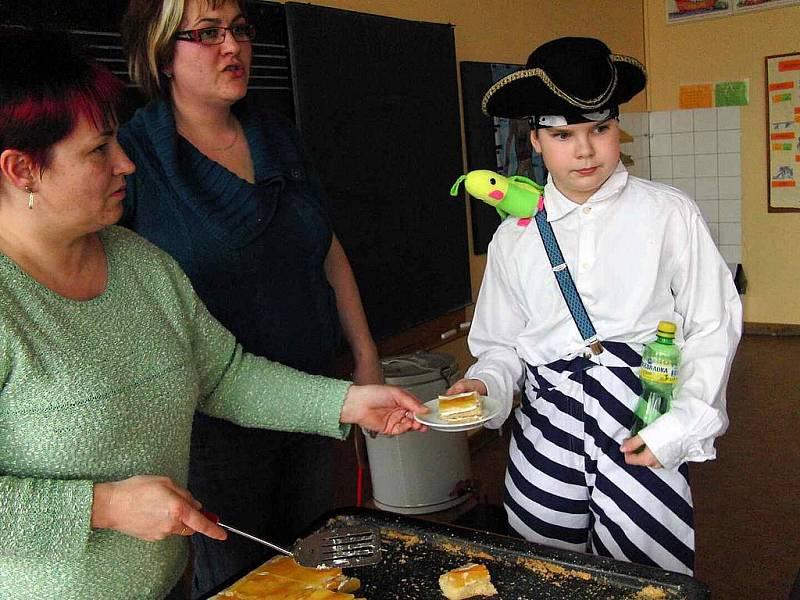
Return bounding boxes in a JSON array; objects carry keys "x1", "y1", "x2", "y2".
[
  {"x1": 638, "y1": 413, "x2": 687, "y2": 469},
  {"x1": 472, "y1": 373, "x2": 512, "y2": 429},
  {"x1": 639, "y1": 405, "x2": 723, "y2": 469}
]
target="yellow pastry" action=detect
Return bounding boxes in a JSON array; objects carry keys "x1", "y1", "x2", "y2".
[
  {"x1": 438, "y1": 563, "x2": 498, "y2": 600},
  {"x1": 210, "y1": 555, "x2": 363, "y2": 599},
  {"x1": 438, "y1": 391, "x2": 483, "y2": 422}
]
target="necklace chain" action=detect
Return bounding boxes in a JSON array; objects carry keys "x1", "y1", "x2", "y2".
[{"x1": 178, "y1": 120, "x2": 239, "y2": 152}]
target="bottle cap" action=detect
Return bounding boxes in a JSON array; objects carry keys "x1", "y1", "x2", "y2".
[{"x1": 657, "y1": 320, "x2": 677, "y2": 338}]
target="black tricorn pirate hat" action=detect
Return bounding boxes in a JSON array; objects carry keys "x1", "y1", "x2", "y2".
[{"x1": 482, "y1": 37, "x2": 647, "y2": 120}]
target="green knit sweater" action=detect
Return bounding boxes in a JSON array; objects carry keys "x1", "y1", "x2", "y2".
[{"x1": 0, "y1": 226, "x2": 351, "y2": 599}]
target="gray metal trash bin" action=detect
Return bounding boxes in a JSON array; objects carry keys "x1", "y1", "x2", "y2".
[{"x1": 365, "y1": 351, "x2": 472, "y2": 514}]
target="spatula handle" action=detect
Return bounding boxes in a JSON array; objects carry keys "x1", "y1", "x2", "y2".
[{"x1": 201, "y1": 510, "x2": 292, "y2": 557}]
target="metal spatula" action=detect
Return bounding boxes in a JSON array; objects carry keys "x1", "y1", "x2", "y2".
[{"x1": 201, "y1": 511, "x2": 382, "y2": 568}]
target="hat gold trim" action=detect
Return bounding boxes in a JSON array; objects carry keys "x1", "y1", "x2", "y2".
[{"x1": 481, "y1": 54, "x2": 645, "y2": 117}]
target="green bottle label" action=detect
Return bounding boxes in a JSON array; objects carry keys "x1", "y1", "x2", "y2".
[{"x1": 640, "y1": 357, "x2": 678, "y2": 385}]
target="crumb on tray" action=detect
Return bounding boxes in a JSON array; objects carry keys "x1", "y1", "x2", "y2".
[
  {"x1": 438, "y1": 541, "x2": 495, "y2": 562},
  {"x1": 634, "y1": 585, "x2": 668, "y2": 599},
  {"x1": 380, "y1": 529, "x2": 422, "y2": 548},
  {"x1": 516, "y1": 556, "x2": 592, "y2": 582}
]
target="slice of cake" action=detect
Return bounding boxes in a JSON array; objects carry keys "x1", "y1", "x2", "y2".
[
  {"x1": 438, "y1": 563, "x2": 498, "y2": 599},
  {"x1": 210, "y1": 555, "x2": 363, "y2": 599},
  {"x1": 438, "y1": 391, "x2": 483, "y2": 422}
]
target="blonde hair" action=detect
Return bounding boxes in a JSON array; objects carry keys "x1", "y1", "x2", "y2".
[{"x1": 121, "y1": 0, "x2": 245, "y2": 99}]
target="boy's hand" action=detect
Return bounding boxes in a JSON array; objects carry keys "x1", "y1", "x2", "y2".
[
  {"x1": 620, "y1": 436, "x2": 663, "y2": 468},
  {"x1": 445, "y1": 378, "x2": 488, "y2": 397}
]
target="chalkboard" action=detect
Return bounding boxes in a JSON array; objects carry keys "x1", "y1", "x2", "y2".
[{"x1": 285, "y1": 3, "x2": 471, "y2": 341}]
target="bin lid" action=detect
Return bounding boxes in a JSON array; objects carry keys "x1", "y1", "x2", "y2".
[{"x1": 381, "y1": 351, "x2": 457, "y2": 387}]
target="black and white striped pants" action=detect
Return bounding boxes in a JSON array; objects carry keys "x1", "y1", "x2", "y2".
[{"x1": 505, "y1": 341, "x2": 695, "y2": 574}]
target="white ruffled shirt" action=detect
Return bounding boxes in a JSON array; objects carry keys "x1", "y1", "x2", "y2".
[{"x1": 465, "y1": 163, "x2": 742, "y2": 470}]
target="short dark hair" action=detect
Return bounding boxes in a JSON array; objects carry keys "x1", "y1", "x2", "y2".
[{"x1": 0, "y1": 29, "x2": 124, "y2": 171}]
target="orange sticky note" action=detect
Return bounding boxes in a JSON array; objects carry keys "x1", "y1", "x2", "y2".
[{"x1": 679, "y1": 84, "x2": 713, "y2": 109}]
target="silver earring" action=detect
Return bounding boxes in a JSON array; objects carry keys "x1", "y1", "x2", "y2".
[{"x1": 25, "y1": 186, "x2": 34, "y2": 210}]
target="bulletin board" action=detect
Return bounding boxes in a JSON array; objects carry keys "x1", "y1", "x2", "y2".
[
  {"x1": 459, "y1": 61, "x2": 504, "y2": 255},
  {"x1": 459, "y1": 62, "x2": 547, "y2": 254},
  {"x1": 765, "y1": 52, "x2": 800, "y2": 211}
]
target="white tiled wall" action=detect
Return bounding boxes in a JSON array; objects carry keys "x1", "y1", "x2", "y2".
[{"x1": 619, "y1": 107, "x2": 742, "y2": 265}]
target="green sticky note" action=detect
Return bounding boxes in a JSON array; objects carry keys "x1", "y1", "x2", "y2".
[{"x1": 715, "y1": 81, "x2": 749, "y2": 107}]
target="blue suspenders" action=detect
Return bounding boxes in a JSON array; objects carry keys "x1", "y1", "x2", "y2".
[{"x1": 533, "y1": 200, "x2": 604, "y2": 355}]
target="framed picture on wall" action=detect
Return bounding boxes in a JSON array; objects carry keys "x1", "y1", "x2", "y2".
[
  {"x1": 733, "y1": 0, "x2": 800, "y2": 13},
  {"x1": 666, "y1": 0, "x2": 732, "y2": 22},
  {"x1": 765, "y1": 52, "x2": 800, "y2": 212}
]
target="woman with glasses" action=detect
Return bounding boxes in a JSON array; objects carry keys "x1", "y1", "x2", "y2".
[
  {"x1": 118, "y1": 0, "x2": 385, "y2": 596},
  {"x1": 0, "y1": 29, "x2": 425, "y2": 600}
]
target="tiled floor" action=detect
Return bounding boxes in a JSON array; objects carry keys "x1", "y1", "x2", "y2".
[{"x1": 340, "y1": 334, "x2": 800, "y2": 599}]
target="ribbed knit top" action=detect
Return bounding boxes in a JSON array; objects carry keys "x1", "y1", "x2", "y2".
[{"x1": 118, "y1": 100, "x2": 340, "y2": 376}]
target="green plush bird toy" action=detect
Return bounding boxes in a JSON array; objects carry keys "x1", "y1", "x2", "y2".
[{"x1": 450, "y1": 170, "x2": 544, "y2": 224}]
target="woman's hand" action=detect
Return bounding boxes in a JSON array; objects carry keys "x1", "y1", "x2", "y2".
[
  {"x1": 91, "y1": 475, "x2": 227, "y2": 542},
  {"x1": 445, "y1": 378, "x2": 488, "y2": 397},
  {"x1": 340, "y1": 385, "x2": 429, "y2": 435},
  {"x1": 620, "y1": 436, "x2": 663, "y2": 468}
]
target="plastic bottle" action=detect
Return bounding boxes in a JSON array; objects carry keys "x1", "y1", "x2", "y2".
[{"x1": 630, "y1": 321, "x2": 681, "y2": 437}]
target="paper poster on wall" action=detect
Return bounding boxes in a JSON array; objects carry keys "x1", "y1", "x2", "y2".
[
  {"x1": 715, "y1": 80, "x2": 749, "y2": 106},
  {"x1": 666, "y1": 0, "x2": 731, "y2": 23},
  {"x1": 765, "y1": 53, "x2": 800, "y2": 211},
  {"x1": 679, "y1": 84, "x2": 714, "y2": 108},
  {"x1": 680, "y1": 81, "x2": 750, "y2": 109},
  {"x1": 733, "y1": 0, "x2": 800, "y2": 12}
]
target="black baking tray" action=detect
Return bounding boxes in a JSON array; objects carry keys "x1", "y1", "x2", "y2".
[
  {"x1": 301, "y1": 507, "x2": 709, "y2": 600},
  {"x1": 203, "y1": 507, "x2": 709, "y2": 599}
]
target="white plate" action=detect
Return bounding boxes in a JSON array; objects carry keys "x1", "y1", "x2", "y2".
[{"x1": 413, "y1": 395, "x2": 502, "y2": 432}]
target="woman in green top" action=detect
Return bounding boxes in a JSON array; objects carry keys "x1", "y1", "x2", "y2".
[{"x1": 0, "y1": 30, "x2": 426, "y2": 600}]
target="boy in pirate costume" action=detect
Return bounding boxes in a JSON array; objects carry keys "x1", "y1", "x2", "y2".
[{"x1": 449, "y1": 38, "x2": 742, "y2": 574}]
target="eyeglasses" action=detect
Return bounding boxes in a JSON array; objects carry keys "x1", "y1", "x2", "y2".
[{"x1": 174, "y1": 24, "x2": 256, "y2": 46}]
